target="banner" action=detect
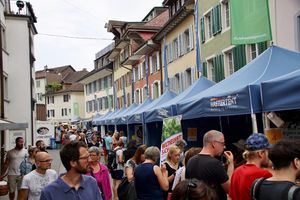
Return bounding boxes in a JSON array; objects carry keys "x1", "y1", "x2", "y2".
[
  {"x1": 160, "y1": 115, "x2": 183, "y2": 164},
  {"x1": 231, "y1": 0, "x2": 272, "y2": 44},
  {"x1": 35, "y1": 121, "x2": 55, "y2": 147}
]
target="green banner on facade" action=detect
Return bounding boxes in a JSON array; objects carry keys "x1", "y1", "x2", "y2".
[{"x1": 230, "y1": 0, "x2": 272, "y2": 44}]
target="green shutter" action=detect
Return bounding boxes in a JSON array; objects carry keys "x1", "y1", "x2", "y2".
[
  {"x1": 217, "y1": 4, "x2": 222, "y2": 33},
  {"x1": 212, "y1": 4, "x2": 222, "y2": 36},
  {"x1": 233, "y1": 45, "x2": 246, "y2": 71},
  {"x1": 214, "y1": 55, "x2": 224, "y2": 82},
  {"x1": 258, "y1": 41, "x2": 268, "y2": 54},
  {"x1": 202, "y1": 62, "x2": 207, "y2": 77},
  {"x1": 200, "y1": 17, "x2": 205, "y2": 43}
]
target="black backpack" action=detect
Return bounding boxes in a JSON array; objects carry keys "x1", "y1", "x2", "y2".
[
  {"x1": 251, "y1": 178, "x2": 299, "y2": 200},
  {"x1": 107, "y1": 148, "x2": 121, "y2": 171}
]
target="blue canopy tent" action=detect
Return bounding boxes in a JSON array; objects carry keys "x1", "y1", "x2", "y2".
[
  {"x1": 104, "y1": 108, "x2": 126, "y2": 132},
  {"x1": 177, "y1": 46, "x2": 300, "y2": 131},
  {"x1": 92, "y1": 110, "x2": 112, "y2": 126},
  {"x1": 261, "y1": 69, "x2": 300, "y2": 112},
  {"x1": 125, "y1": 98, "x2": 152, "y2": 140},
  {"x1": 144, "y1": 77, "x2": 215, "y2": 146},
  {"x1": 97, "y1": 110, "x2": 116, "y2": 126},
  {"x1": 144, "y1": 77, "x2": 215, "y2": 123},
  {"x1": 115, "y1": 103, "x2": 138, "y2": 125},
  {"x1": 128, "y1": 90, "x2": 177, "y2": 124},
  {"x1": 127, "y1": 91, "x2": 177, "y2": 144},
  {"x1": 106, "y1": 108, "x2": 126, "y2": 125}
]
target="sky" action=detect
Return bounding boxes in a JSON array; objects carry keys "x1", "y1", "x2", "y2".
[{"x1": 29, "y1": 0, "x2": 163, "y2": 71}]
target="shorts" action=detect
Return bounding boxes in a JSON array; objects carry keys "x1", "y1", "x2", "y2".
[
  {"x1": 111, "y1": 170, "x2": 123, "y2": 180},
  {"x1": 8, "y1": 175, "x2": 22, "y2": 193}
]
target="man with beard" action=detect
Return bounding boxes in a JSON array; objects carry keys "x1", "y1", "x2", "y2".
[
  {"x1": 0, "y1": 137, "x2": 28, "y2": 200},
  {"x1": 185, "y1": 130, "x2": 234, "y2": 200},
  {"x1": 251, "y1": 139, "x2": 300, "y2": 199},
  {"x1": 36, "y1": 140, "x2": 47, "y2": 152},
  {"x1": 40, "y1": 141, "x2": 102, "y2": 200},
  {"x1": 229, "y1": 133, "x2": 273, "y2": 200}
]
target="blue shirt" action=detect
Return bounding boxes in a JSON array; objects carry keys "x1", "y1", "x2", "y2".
[
  {"x1": 40, "y1": 174, "x2": 102, "y2": 200},
  {"x1": 104, "y1": 136, "x2": 112, "y2": 151}
]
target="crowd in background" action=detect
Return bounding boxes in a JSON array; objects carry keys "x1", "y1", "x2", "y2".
[{"x1": 0, "y1": 127, "x2": 300, "y2": 200}]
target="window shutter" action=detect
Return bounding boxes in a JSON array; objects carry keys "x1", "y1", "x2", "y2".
[
  {"x1": 151, "y1": 83, "x2": 153, "y2": 99},
  {"x1": 189, "y1": 25, "x2": 194, "y2": 50},
  {"x1": 200, "y1": 17, "x2": 205, "y2": 43},
  {"x1": 179, "y1": 34, "x2": 183, "y2": 56},
  {"x1": 158, "y1": 81, "x2": 161, "y2": 97},
  {"x1": 149, "y1": 56, "x2": 153, "y2": 74},
  {"x1": 233, "y1": 45, "x2": 247, "y2": 71},
  {"x1": 156, "y1": 52, "x2": 160, "y2": 70},
  {"x1": 138, "y1": 64, "x2": 141, "y2": 80},
  {"x1": 217, "y1": 4, "x2": 222, "y2": 33},
  {"x1": 202, "y1": 62, "x2": 207, "y2": 77},
  {"x1": 191, "y1": 67, "x2": 195, "y2": 84},
  {"x1": 177, "y1": 36, "x2": 181, "y2": 57}
]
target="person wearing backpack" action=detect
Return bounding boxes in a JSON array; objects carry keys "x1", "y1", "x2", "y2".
[
  {"x1": 111, "y1": 140, "x2": 125, "y2": 200},
  {"x1": 251, "y1": 139, "x2": 300, "y2": 200}
]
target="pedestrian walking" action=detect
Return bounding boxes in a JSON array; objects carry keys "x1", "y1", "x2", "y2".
[
  {"x1": 0, "y1": 137, "x2": 28, "y2": 200},
  {"x1": 18, "y1": 151, "x2": 57, "y2": 200},
  {"x1": 40, "y1": 141, "x2": 102, "y2": 200},
  {"x1": 86, "y1": 146, "x2": 112, "y2": 200}
]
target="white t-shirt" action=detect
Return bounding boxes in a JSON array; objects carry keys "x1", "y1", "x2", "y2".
[
  {"x1": 116, "y1": 148, "x2": 125, "y2": 170},
  {"x1": 21, "y1": 169, "x2": 58, "y2": 200},
  {"x1": 7, "y1": 148, "x2": 28, "y2": 175}
]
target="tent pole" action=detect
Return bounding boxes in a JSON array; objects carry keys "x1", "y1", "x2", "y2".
[{"x1": 251, "y1": 113, "x2": 258, "y2": 133}]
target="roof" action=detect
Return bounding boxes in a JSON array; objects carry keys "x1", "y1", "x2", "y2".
[{"x1": 62, "y1": 70, "x2": 89, "y2": 83}]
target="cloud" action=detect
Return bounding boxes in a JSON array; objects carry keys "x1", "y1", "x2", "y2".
[{"x1": 31, "y1": 0, "x2": 163, "y2": 71}]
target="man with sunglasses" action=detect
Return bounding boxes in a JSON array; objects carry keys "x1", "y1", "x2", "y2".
[
  {"x1": 18, "y1": 151, "x2": 57, "y2": 200},
  {"x1": 186, "y1": 130, "x2": 234, "y2": 200},
  {"x1": 40, "y1": 141, "x2": 102, "y2": 200}
]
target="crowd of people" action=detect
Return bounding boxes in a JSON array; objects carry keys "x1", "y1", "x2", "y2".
[{"x1": 0, "y1": 128, "x2": 300, "y2": 200}]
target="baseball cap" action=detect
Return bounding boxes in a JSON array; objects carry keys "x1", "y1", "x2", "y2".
[{"x1": 245, "y1": 133, "x2": 272, "y2": 151}]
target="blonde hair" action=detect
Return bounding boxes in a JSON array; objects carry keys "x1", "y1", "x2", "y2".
[
  {"x1": 242, "y1": 149, "x2": 266, "y2": 160},
  {"x1": 167, "y1": 145, "x2": 180, "y2": 162}
]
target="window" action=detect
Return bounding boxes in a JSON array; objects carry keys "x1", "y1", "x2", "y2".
[
  {"x1": 37, "y1": 93, "x2": 43, "y2": 101},
  {"x1": 142, "y1": 62, "x2": 146, "y2": 79},
  {"x1": 63, "y1": 94, "x2": 69, "y2": 102},
  {"x1": 224, "y1": 50, "x2": 234, "y2": 76},
  {"x1": 36, "y1": 80, "x2": 40, "y2": 88},
  {"x1": 222, "y1": 0, "x2": 230, "y2": 29},
  {"x1": 250, "y1": 44, "x2": 258, "y2": 60},
  {"x1": 152, "y1": 82, "x2": 159, "y2": 99},
  {"x1": 47, "y1": 96, "x2": 54, "y2": 104},
  {"x1": 48, "y1": 110, "x2": 55, "y2": 117},
  {"x1": 93, "y1": 81, "x2": 97, "y2": 92},
  {"x1": 207, "y1": 59, "x2": 215, "y2": 81},
  {"x1": 135, "y1": 89, "x2": 140, "y2": 104},
  {"x1": 185, "y1": 68, "x2": 192, "y2": 89},
  {"x1": 151, "y1": 52, "x2": 158, "y2": 73},
  {"x1": 127, "y1": 93, "x2": 131, "y2": 107},
  {"x1": 205, "y1": 12, "x2": 213, "y2": 38},
  {"x1": 61, "y1": 108, "x2": 68, "y2": 116},
  {"x1": 143, "y1": 86, "x2": 148, "y2": 101},
  {"x1": 107, "y1": 75, "x2": 112, "y2": 88}
]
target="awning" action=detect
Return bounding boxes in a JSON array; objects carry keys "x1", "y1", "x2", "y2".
[{"x1": 0, "y1": 119, "x2": 28, "y2": 131}]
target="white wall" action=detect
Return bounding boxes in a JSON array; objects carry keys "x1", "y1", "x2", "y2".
[
  {"x1": 269, "y1": 0, "x2": 300, "y2": 51},
  {"x1": 4, "y1": 17, "x2": 34, "y2": 147}
]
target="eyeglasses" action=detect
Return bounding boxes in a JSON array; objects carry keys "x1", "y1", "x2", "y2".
[
  {"x1": 214, "y1": 140, "x2": 226, "y2": 146},
  {"x1": 78, "y1": 155, "x2": 89, "y2": 160},
  {"x1": 38, "y1": 159, "x2": 53, "y2": 163},
  {"x1": 89, "y1": 154, "x2": 98, "y2": 157}
]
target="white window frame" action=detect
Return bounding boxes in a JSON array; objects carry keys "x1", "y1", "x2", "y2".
[{"x1": 221, "y1": 0, "x2": 230, "y2": 30}]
